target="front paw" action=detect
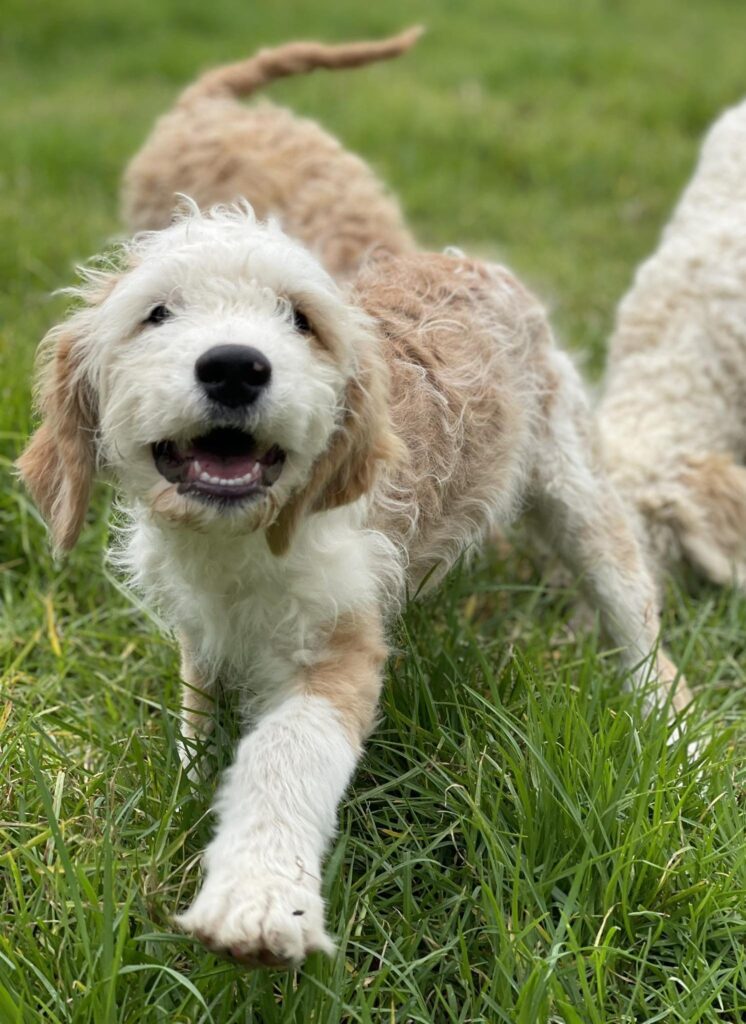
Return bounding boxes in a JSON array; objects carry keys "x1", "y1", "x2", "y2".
[{"x1": 174, "y1": 870, "x2": 334, "y2": 967}]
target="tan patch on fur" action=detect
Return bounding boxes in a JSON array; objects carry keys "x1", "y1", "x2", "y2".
[
  {"x1": 304, "y1": 611, "x2": 387, "y2": 743},
  {"x1": 654, "y1": 453, "x2": 746, "y2": 587},
  {"x1": 179, "y1": 636, "x2": 216, "y2": 741},
  {"x1": 148, "y1": 481, "x2": 212, "y2": 531},
  {"x1": 16, "y1": 325, "x2": 98, "y2": 551},
  {"x1": 267, "y1": 342, "x2": 405, "y2": 556},
  {"x1": 681, "y1": 454, "x2": 746, "y2": 557}
]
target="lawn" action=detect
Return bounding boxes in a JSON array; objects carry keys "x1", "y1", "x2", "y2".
[{"x1": 2, "y1": 0, "x2": 746, "y2": 1021}]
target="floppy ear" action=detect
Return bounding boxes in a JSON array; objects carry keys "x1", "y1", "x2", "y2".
[
  {"x1": 267, "y1": 345, "x2": 403, "y2": 556},
  {"x1": 16, "y1": 322, "x2": 97, "y2": 552}
]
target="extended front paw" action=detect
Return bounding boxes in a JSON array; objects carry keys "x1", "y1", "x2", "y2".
[{"x1": 174, "y1": 870, "x2": 335, "y2": 967}]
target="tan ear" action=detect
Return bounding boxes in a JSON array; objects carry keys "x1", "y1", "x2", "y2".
[
  {"x1": 16, "y1": 324, "x2": 97, "y2": 552},
  {"x1": 267, "y1": 347, "x2": 403, "y2": 556}
]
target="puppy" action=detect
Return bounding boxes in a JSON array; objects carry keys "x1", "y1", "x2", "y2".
[
  {"x1": 18, "y1": 204, "x2": 691, "y2": 967},
  {"x1": 122, "y1": 29, "x2": 419, "y2": 276},
  {"x1": 598, "y1": 98, "x2": 746, "y2": 589}
]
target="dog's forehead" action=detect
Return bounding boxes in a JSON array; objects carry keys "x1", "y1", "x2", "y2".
[
  {"x1": 90, "y1": 212, "x2": 348, "y2": 340},
  {"x1": 138, "y1": 217, "x2": 327, "y2": 289}
]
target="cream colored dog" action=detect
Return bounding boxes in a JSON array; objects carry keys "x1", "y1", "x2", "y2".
[
  {"x1": 598, "y1": 99, "x2": 746, "y2": 589},
  {"x1": 18, "y1": 204, "x2": 690, "y2": 967},
  {"x1": 122, "y1": 30, "x2": 419, "y2": 276}
]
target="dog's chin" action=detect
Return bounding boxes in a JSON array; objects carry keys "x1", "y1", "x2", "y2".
[{"x1": 151, "y1": 426, "x2": 286, "y2": 512}]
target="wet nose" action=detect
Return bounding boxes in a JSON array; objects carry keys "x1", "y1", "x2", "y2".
[{"x1": 195, "y1": 344, "x2": 272, "y2": 408}]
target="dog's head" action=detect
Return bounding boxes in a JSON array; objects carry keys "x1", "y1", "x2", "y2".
[{"x1": 18, "y1": 203, "x2": 401, "y2": 555}]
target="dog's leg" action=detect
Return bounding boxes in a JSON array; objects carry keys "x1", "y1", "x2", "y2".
[
  {"x1": 174, "y1": 611, "x2": 386, "y2": 967},
  {"x1": 673, "y1": 453, "x2": 746, "y2": 589},
  {"x1": 177, "y1": 638, "x2": 216, "y2": 778},
  {"x1": 530, "y1": 352, "x2": 692, "y2": 717}
]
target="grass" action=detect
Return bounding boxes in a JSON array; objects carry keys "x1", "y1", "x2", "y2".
[{"x1": 2, "y1": 0, "x2": 746, "y2": 1020}]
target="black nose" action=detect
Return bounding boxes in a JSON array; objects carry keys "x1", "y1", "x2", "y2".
[{"x1": 195, "y1": 345, "x2": 272, "y2": 408}]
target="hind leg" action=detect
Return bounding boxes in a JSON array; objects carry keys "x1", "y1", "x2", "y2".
[
  {"x1": 530, "y1": 353, "x2": 692, "y2": 716},
  {"x1": 675, "y1": 454, "x2": 746, "y2": 588}
]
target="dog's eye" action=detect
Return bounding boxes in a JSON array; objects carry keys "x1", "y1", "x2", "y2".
[
  {"x1": 144, "y1": 305, "x2": 172, "y2": 326},
  {"x1": 292, "y1": 308, "x2": 312, "y2": 334}
]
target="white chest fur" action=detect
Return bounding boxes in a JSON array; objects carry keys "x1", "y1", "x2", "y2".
[{"x1": 117, "y1": 501, "x2": 401, "y2": 694}]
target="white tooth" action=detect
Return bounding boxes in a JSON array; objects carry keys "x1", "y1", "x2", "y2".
[
  {"x1": 193, "y1": 460, "x2": 202, "y2": 474},
  {"x1": 199, "y1": 471, "x2": 211, "y2": 482}
]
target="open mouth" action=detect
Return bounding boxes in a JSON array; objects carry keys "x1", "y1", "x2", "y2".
[{"x1": 152, "y1": 427, "x2": 285, "y2": 502}]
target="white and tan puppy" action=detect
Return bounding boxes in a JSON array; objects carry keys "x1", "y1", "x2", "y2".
[
  {"x1": 18, "y1": 205, "x2": 690, "y2": 967},
  {"x1": 598, "y1": 99, "x2": 746, "y2": 589},
  {"x1": 122, "y1": 30, "x2": 419, "y2": 276}
]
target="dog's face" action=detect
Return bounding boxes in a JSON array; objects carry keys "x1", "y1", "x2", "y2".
[
  {"x1": 96, "y1": 212, "x2": 353, "y2": 533},
  {"x1": 18, "y1": 206, "x2": 399, "y2": 554}
]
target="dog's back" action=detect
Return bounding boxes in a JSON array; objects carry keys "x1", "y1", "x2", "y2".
[
  {"x1": 354, "y1": 251, "x2": 554, "y2": 587},
  {"x1": 121, "y1": 30, "x2": 420, "y2": 276}
]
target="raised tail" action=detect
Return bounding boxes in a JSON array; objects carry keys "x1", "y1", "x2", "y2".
[{"x1": 178, "y1": 26, "x2": 423, "y2": 107}]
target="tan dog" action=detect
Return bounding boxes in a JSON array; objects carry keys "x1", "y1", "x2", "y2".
[
  {"x1": 122, "y1": 29, "x2": 420, "y2": 276},
  {"x1": 18, "y1": 205, "x2": 691, "y2": 966},
  {"x1": 598, "y1": 98, "x2": 746, "y2": 589}
]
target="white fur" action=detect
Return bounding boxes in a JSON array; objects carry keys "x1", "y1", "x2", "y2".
[
  {"x1": 119, "y1": 502, "x2": 396, "y2": 686},
  {"x1": 598, "y1": 99, "x2": 746, "y2": 587},
  {"x1": 175, "y1": 695, "x2": 354, "y2": 962}
]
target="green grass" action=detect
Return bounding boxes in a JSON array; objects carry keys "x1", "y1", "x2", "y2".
[{"x1": 2, "y1": 0, "x2": 746, "y2": 1020}]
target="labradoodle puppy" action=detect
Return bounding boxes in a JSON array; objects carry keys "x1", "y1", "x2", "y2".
[
  {"x1": 18, "y1": 204, "x2": 691, "y2": 967},
  {"x1": 598, "y1": 98, "x2": 746, "y2": 589},
  {"x1": 121, "y1": 29, "x2": 420, "y2": 276}
]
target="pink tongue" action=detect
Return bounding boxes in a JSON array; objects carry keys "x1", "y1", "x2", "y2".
[{"x1": 187, "y1": 453, "x2": 259, "y2": 481}]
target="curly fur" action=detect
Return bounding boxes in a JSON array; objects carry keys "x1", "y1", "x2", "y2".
[
  {"x1": 121, "y1": 29, "x2": 420, "y2": 277},
  {"x1": 598, "y1": 98, "x2": 746, "y2": 588},
  {"x1": 18, "y1": 206, "x2": 691, "y2": 968}
]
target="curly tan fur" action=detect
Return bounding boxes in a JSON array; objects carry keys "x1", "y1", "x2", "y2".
[
  {"x1": 355, "y1": 254, "x2": 544, "y2": 587},
  {"x1": 121, "y1": 30, "x2": 420, "y2": 276},
  {"x1": 267, "y1": 340, "x2": 405, "y2": 556},
  {"x1": 355, "y1": 253, "x2": 688, "y2": 706},
  {"x1": 16, "y1": 322, "x2": 99, "y2": 550}
]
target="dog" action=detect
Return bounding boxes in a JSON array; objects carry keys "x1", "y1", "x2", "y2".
[
  {"x1": 17, "y1": 203, "x2": 691, "y2": 967},
  {"x1": 598, "y1": 98, "x2": 746, "y2": 589},
  {"x1": 122, "y1": 29, "x2": 420, "y2": 277}
]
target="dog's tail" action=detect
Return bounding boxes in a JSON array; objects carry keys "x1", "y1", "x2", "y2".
[{"x1": 177, "y1": 26, "x2": 423, "y2": 107}]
